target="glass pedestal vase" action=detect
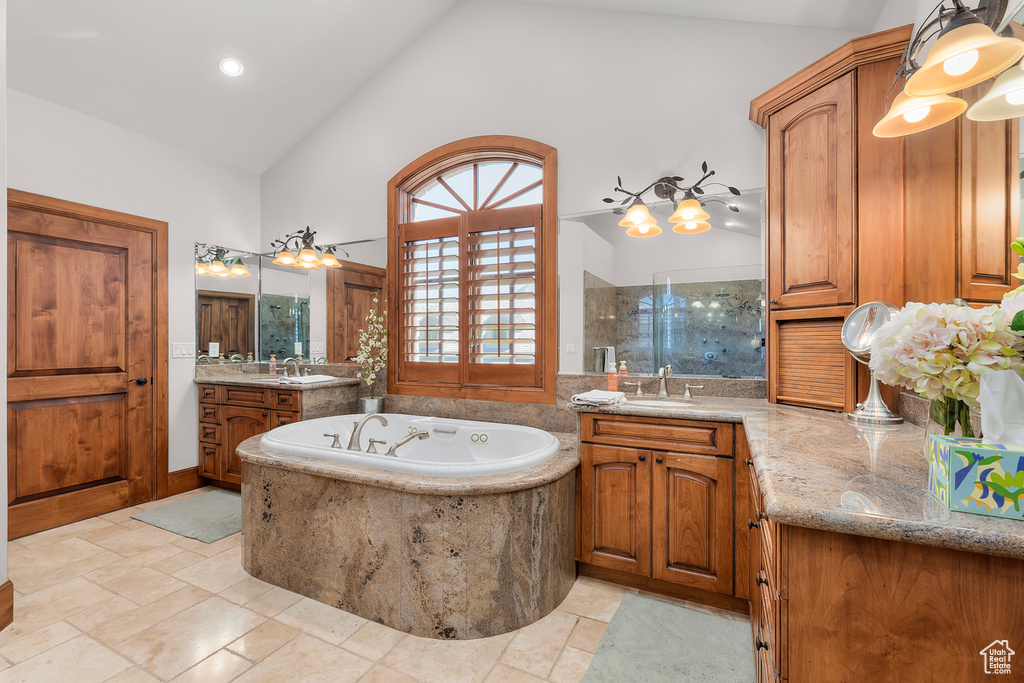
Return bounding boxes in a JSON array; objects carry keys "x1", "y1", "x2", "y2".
[{"x1": 924, "y1": 396, "x2": 975, "y2": 456}]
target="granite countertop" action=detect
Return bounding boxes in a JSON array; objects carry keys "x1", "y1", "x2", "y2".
[
  {"x1": 571, "y1": 397, "x2": 1024, "y2": 561},
  {"x1": 195, "y1": 375, "x2": 359, "y2": 391},
  {"x1": 238, "y1": 432, "x2": 580, "y2": 496}
]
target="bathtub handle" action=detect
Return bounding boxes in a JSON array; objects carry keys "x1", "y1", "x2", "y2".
[
  {"x1": 324, "y1": 433, "x2": 343, "y2": 449},
  {"x1": 432, "y1": 428, "x2": 457, "y2": 435},
  {"x1": 367, "y1": 438, "x2": 387, "y2": 455}
]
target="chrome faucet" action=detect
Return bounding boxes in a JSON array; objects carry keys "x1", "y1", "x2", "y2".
[
  {"x1": 658, "y1": 366, "x2": 673, "y2": 397},
  {"x1": 347, "y1": 414, "x2": 388, "y2": 451},
  {"x1": 386, "y1": 430, "x2": 429, "y2": 456},
  {"x1": 281, "y1": 357, "x2": 301, "y2": 377},
  {"x1": 682, "y1": 383, "x2": 704, "y2": 400}
]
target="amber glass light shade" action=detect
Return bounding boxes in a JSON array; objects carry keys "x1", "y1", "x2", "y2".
[
  {"x1": 297, "y1": 248, "x2": 320, "y2": 264},
  {"x1": 208, "y1": 259, "x2": 228, "y2": 274},
  {"x1": 195, "y1": 260, "x2": 207, "y2": 275},
  {"x1": 297, "y1": 260, "x2": 321, "y2": 270},
  {"x1": 625, "y1": 223, "x2": 662, "y2": 238},
  {"x1": 229, "y1": 259, "x2": 252, "y2": 277},
  {"x1": 905, "y1": 21, "x2": 1024, "y2": 97},
  {"x1": 618, "y1": 198, "x2": 656, "y2": 228},
  {"x1": 272, "y1": 250, "x2": 297, "y2": 266},
  {"x1": 668, "y1": 198, "x2": 710, "y2": 224},
  {"x1": 672, "y1": 221, "x2": 711, "y2": 234},
  {"x1": 319, "y1": 250, "x2": 343, "y2": 268},
  {"x1": 872, "y1": 89, "x2": 967, "y2": 137}
]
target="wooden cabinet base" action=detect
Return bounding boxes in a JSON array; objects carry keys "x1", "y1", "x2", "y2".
[
  {"x1": 0, "y1": 580, "x2": 13, "y2": 632},
  {"x1": 579, "y1": 562, "x2": 749, "y2": 617}
]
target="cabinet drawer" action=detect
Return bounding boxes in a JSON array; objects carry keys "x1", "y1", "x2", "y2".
[
  {"x1": 272, "y1": 390, "x2": 300, "y2": 412},
  {"x1": 272, "y1": 411, "x2": 298, "y2": 428},
  {"x1": 199, "y1": 442, "x2": 220, "y2": 479},
  {"x1": 199, "y1": 403, "x2": 223, "y2": 423},
  {"x1": 199, "y1": 423, "x2": 221, "y2": 444},
  {"x1": 582, "y1": 414, "x2": 733, "y2": 456},
  {"x1": 222, "y1": 386, "x2": 271, "y2": 408},
  {"x1": 198, "y1": 385, "x2": 221, "y2": 403}
]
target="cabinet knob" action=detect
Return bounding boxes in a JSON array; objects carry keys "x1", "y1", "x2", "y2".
[
  {"x1": 746, "y1": 458, "x2": 753, "y2": 466},
  {"x1": 756, "y1": 574, "x2": 769, "y2": 587},
  {"x1": 756, "y1": 637, "x2": 769, "y2": 650},
  {"x1": 262, "y1": 412, "x2": 268, "y2": 417},
  {"x1": 638, "y1": 455, "x2": 646, "y2": 462},
  {"x1": 769, "y1": 298, "x2": 778, "y2": 305},
  {"x1": 748, "y1": 520, "x2": 759, "y2": 530},
  {"x1": 656, "y1": 457, "x2": 663, "y2": 464}
]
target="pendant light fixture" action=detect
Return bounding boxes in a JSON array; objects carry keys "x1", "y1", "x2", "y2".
[
  {"x1": 604, "y1": 163, "x2": 741, "y2": 239},
  {"x1": 966, "y1": 60, "x2": 1024, "y2": 120},
  {"x1": 904, "y1": 3, "x2": 1024, "y2": 97},
  {"x1": 195, "y1": 245, "x2": 253, "y2": 278},
  {"x1": 874, "y1": 0, "x2": 1024, "y2": 138},
  {"x1": 269, "y1": 227, "x2": 343, "y2": 270}
]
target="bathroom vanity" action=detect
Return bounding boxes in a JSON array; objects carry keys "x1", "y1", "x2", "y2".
[
  {"x1": 195, "y1": 374, "x2": 358, "y2": 486},
  {"x1": 572, "y1": 398, "x2": 1024, "y2": 682}
]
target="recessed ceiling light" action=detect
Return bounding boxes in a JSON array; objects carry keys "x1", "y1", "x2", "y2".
[{"x1": 219, "y1": 58, "x2": 243, "y2": 76}]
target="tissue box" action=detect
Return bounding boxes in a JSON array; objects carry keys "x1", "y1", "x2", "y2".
[{"x1": 927, "y1": 435, "x2": 1024, "y2": 520}]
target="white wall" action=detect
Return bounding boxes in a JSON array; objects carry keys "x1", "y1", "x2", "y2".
[
  {"x1": 1, "y1": 0, "x2": 9, "y2": 587},
  {"x1": 261, "y1": 0, "x2": 859, "y2": 248},
  {"x1": 7, "y1": 90, "x2": 262, "y2": 473}
]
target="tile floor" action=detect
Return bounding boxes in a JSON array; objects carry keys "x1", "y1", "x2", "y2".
[{"x1": 0, "y1": 488, "x2": 745, "y2": 683}]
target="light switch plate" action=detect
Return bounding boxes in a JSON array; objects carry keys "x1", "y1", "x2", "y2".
[
  {"x1": 310, "y1": 342, "x2": 326, "y2": 357},
  {"x1": 172, "y1": 342, "x2": 195, "y2": 359},
  {"x1": 565, "y1": 343, "x2": 576, "y2": 354}
]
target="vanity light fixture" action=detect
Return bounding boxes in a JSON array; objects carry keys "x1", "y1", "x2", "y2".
[
  {"x1": 966, "y1": 60, "x2": 1024, "y2": 119},
  {"x1": 269, "y1": 227, "x2": 347, "y2": 270},
  {"x1": 195, "y1": 244, "x2": 252, "y2": 278},
  {"x1": 219, "y1": 57, "x2": 244, "y2": 76},
  {"x1": 874, "y1": 0, "x2": 1024, "y2": 137},
  {"x1": 604, "y1": 162, "x2": 741, "y2": 239}
]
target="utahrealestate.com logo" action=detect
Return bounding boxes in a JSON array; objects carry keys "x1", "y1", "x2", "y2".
[{"x1": 980, "y1": 640, "x2": 1015, "y2": 675}]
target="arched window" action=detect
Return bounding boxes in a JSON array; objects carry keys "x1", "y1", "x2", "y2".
[{"x1": 386, "y1": 136, "x2": 557, "y2": 404}]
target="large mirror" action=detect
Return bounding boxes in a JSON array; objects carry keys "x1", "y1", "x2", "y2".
[
  {"x1": 559, "y1": 188, "x2": 765, "y2": 378},
  {"x1": 194, "y1": 238, "x2": 386, "y2": 364}
]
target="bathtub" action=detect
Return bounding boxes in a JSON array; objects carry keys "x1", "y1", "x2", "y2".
[
  {"x1": 239, "y1": 413, "x2": 578, "y2": 639},
  {"x1": 259, "y1": 413, "x2": 560, "y2": 477}
]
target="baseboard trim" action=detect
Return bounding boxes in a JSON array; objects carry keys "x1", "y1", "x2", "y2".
[
  {"x1": 578, "y1": 562, "x2": 750, "y2": 616},
  {"x1": 0, "y1": 580, "x2": 13, "y2": 631},
  {"x1": 165, "y1": 467, "x2": 202, "y2": 498}
]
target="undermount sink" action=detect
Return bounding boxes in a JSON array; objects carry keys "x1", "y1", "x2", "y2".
[{"x1": 626, "y1": 399, "x2": 695, "y2": 408}]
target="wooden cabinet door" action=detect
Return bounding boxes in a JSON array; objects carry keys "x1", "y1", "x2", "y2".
[
  {"x1": 222, "y1": 406, "x2": 269, "y2": 484},
  {"x1": 580, "y1": 444, "x2": 651, "y2": 576},
  {"x1": 327, "y1": 262, "x2": 385, "y2": 362},
  {"x1": 768, "y1": 72, "x2": 855, "y2": 310},
  {"x1": 651, "y1": 451, "x2": 734, "y2": 594},
  {"x1": 958, "y1": 90, "x2": 1020, "y2": 303}
]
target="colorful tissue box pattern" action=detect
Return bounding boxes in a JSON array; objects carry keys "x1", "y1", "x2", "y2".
[{"x1": 927, "y1": 435, "x2": 1024, "y2": 520}]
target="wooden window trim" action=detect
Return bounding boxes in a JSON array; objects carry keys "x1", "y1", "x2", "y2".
[{"x1": 386, "y1": 135, "x2": 557, "y2": 405}]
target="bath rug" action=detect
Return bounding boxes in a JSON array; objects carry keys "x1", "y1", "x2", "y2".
[
  {"x1": 132, "y1": 490, "x2": 241, "y2": 543},
  {"x1": 583, "y1": 592, "x2": 754, "y2": 682}
]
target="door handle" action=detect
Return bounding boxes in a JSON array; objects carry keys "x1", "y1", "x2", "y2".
[{"x1": 129, "y1": 377, "x2": 149, "y2": 386}]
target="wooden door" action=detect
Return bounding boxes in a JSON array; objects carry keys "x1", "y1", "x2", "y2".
[
  {"x1": 326, "y1": 262, "x2": 385, "y2": 362},
  {"x1": 651, "y1": 451, "x2": 734, "y2": 594},
  {"x1": 580, "y1": 443, "x2": 651, "y2": 576},
  {"x1": 197, "y1": 290, "x2": 255, "y2": 358},
  {"x1": 768, "y1": 72, "x2": 855, "y2": 310},
  {"x1": 222, "y1": 406, "x2": 269, "y2": 484},
  {"x1": 7, "y1": 190, "x2": 168, "y2": 538}
]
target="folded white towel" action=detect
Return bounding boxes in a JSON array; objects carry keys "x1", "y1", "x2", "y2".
[
  {"x1": 278, "y1": 374, "x2": 337, "y2": 385},
  {"x1": 571, "y1": 390, "x2": 626, "y2": 406}
]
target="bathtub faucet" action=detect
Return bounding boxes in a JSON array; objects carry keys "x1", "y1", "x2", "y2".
[
  {"x1": 386, "y1": 429, "x2": 429, "y2": 457},
  {"x1": 347, "y1": 414, "x2": 389, "y2": 451}
]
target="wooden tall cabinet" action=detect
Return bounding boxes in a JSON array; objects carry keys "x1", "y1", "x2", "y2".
[{"x1": 753, "y1": 25, "x2": 1021, "y2": 412}]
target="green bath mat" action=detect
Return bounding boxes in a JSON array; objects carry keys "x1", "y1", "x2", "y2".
[
  {"x1": 132, "y1": 490, "x2": 242, "y2": 543},
  {"x1": 583, "y1": 592, "x2": 755, "y2": 682}
]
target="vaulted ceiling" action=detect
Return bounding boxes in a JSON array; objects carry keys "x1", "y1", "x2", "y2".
[{"x1": 8, "y1": 0, "x2": 887, "y2": 174}]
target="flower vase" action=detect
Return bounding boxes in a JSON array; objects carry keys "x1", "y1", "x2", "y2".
[
  {"x1": 924, "y1": 396, "x2": 975, "y2": 456},
  {"x1": 359, "y1": 396, "x2": 385, "y2": 414}
]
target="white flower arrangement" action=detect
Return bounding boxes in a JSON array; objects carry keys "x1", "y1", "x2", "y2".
[
  {"x1": 870, "y1": 302, "x2": 1024, "y2": 436},
  {"x1": 353, "y1": 295, "x2": 387, "y2": 399}
]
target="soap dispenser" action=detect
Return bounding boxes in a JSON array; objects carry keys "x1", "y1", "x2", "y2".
[
  {"x1": 269, "y1": 354, "x2": 277, "y2": 377},
  {"x1": 618, "y1": 360, "x2": 628, "y2": 378}
]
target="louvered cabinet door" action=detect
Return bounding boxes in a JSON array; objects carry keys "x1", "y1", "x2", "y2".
[{"x1": 769, "y1": 309, "x2": 856, "y2": 412}]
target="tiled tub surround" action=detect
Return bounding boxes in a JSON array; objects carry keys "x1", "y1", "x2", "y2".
[
  {"x1": 239, "y1": 434, "x2": 579, "y2": 639},
  {"x1": 583, "y1": 273, "x2": 765, "y2": 378},
  {"x1": 572, "y1": 398, "x2": 1024, "y2": 560}
]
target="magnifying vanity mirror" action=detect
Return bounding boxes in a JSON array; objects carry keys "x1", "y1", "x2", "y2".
[
  {"x1": 841, "y1": 301, "x2": 904, "y2": 425},
  {"x1": 559, "y1": 188, "x2": 766, "y2": 378}
]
